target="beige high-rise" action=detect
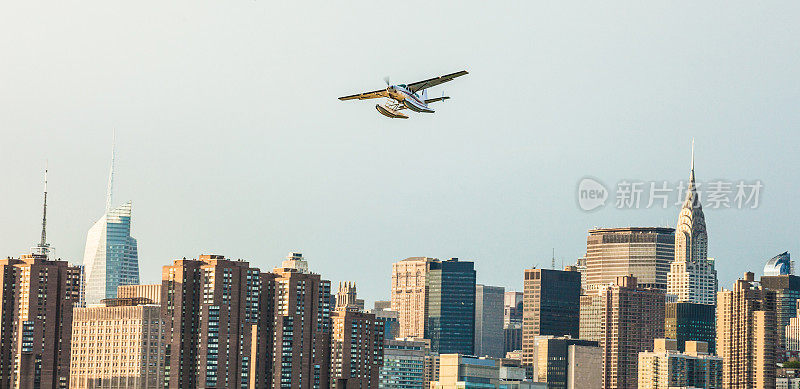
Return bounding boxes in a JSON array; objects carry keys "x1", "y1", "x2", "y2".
[
  {"x1": 390, "y1": 257, "x2": 436, "y2": 338},
  {"x1": 581, "y1": 276, "x2": 665, "y2": 389},
  {"x1": 717, "y1": 272, "x2": 777, "y2": 389},
  {"x1": 69, "y1": 298, "x2": 164, "y2": 388}
]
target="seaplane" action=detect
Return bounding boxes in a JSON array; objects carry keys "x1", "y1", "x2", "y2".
[{"x1": 338, "y1": 70, "x2": 468, "y2": 119}]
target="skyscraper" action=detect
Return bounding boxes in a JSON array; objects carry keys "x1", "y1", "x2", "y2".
[
  {"x1": 584, "y1": 227, "x2": 675, "y2": 291},
  {"x1": 758, "y1": 270, "x2": 800, "y2": 361},
  {"x1": 272, "y1": 253, "x2": 332, "y2": 389},
  {"x1": 330, "y1": 291, "x2": 384, "y2": 388},
  {"x1": 426, "y1": 258, "x2": 476, "y2": 355},
  {"x1": 390, "y1": 257, "x2": 476, "y2": 355},
  {"x1": 664, "y1": 302, "x2": 716, "y2": 354},
  {"x1": 522, "y1": 268, "x2": 581, "y2": 377},
  {"x1": 161, "y1": 255, "x2": 277, "y2": 389},
  {"x1": 667, "y1": 142, "x2": 717, "y2": 305},
  {"x1": 586, "y1": 275, "x2": 665, "y2": 389},
  {"x1": 717, "y1": 272, "x2": 777, "y2": 389},
  {"x1": 764, "y1": 252, "x2": 793, "y2": 276},
  {"x1": 391, "y1": 257, "x2": 436, "y2": 339},
  {"x1": 379, "y1": 338, "x2": 430, "y2": 389},
  {"x1": 82, "y1": 143, "x2": 139, "y2": 305},
  {"x1": 503, "y1": 291, "x2": 523, "y2": 327},
  {"x1": 0, "y1": 255, "x2": 82, "y2": 389},
  {"x1": 474, "y1": 285, "x2": 505, "y2": 358}
]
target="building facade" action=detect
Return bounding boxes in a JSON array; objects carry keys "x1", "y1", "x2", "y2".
[
  {"x1": 535, "y1": 337, "x2": 599, "y2": 389},
  {"x1": 760, "y1": 273, "x2": 800, "y2": 360},
  {"x1": 69, "y1": 298, "x2": 164, "y2": 388},
  {"x1": 522, "y1": 268, "x2": 580, "y2": 376},
  {"x1": 664, "y1": 302, "x2": 716, "y2": 354},
  {"x1": 0, "y1": 254, "x2": 81, "y2": 389},
  {"x1": 391, "y1": 257, "x2": 436, "y2": 339},
  {"x1": 272, "y1": 253, "x2": 332, "y2": 389},
  {"x1": 717, "y1": 272, "x2": 777, "y2": 389},
  {"x1": 504, "y1": 291, "x2": 523, "y2": 327},
  {"x1": 331, "y1": 307, "x2": 384, "y2": 389},
  {"x1": 585, "y1": 227, "x2": 674, "y2": 291},
  {"x1": 379, "y1": 338, "x2": 429, "y2": 389},
  {"x1": 161, "y1": 255, "x2": 277, "y2": 389},
  {"x1": 474, "y1": 284, "x2": 505, "y2": 358},
  {"x1": 667, "y1": 149, "x2": 717, "y2": 305},
  {"x1": 566, "y1": 344, "x2": 602, "y2": 389},
  {"x1": 589, "y1": 275, "x2": 665, "y2": 389},
  {"x1": 637, "y1": 339, "x2": 722, "y2": 389}
]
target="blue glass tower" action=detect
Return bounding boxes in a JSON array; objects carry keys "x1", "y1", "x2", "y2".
[{"x1": 82, "y1": 139, "x2": 139, "y2": 305}]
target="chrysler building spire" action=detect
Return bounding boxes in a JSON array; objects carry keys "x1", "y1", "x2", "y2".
[{"x1": 667, "y1": 140, "x2": 717, "y2": 305}]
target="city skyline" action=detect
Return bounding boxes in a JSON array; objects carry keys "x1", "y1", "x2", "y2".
[{"x1": 2, "y1": 2, "x2": 799, "y2": 306}]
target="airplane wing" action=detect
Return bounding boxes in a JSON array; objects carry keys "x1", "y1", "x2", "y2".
[
  {"x1": 338, "y1": 89, "x2": 388, "y2": 101},
  {"x1": 406, "y1": 70, "x2": 468, "y2": 93},
  {"x1": 425, "y1": 96, "x2": 450, "y2": 104}
]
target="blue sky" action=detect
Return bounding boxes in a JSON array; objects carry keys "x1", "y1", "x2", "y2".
[{"x1": 2, "y1": 1, "x2": 798, "y2": 304}]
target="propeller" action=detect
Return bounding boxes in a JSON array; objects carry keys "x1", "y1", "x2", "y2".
[{"x1": 383, "y1": 76, "x2": 391, "y2": 87}]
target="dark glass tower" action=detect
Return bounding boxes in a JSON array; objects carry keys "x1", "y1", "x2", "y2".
[
  {"x1": 665, "y1": 302, "x2": 716, "y2": 354},
  {"x1": 425, "y1": 258, "x2": 476, "y2": 355}
]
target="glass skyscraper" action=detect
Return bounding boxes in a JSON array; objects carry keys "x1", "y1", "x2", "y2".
[
  {"x1": 425, "y1": 258, "x2": 476, "y2": 355},
  {"x1": 82, "y1": 201, "x2": 140, "y2": 305}
]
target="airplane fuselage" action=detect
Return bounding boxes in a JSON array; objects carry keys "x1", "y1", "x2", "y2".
[{"x1": 387, "y1": 85, "x2": 434, "y2": 113}]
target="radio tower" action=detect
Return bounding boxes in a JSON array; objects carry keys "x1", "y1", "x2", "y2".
[{"x1": 551, "y1": 248, "x2": 555, "y2": 270}]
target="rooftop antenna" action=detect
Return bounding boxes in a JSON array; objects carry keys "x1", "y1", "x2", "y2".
[
  {"x1": 691, "y1": 137, "x2": 695, "y2": 172},
  {"x1": 105, "y1": 131, "x2": 116, "y2": 213},
  {"x1": 551, "y1": 248, "x2": 555, "y2": 270},
  {"x1": 32, "y1": 161, "x2": 52, "y2": 259},
  {"x1": 40, "y1": 161, "x2": 48, "y2": 248}
]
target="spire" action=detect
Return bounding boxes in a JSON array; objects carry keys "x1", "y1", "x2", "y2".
[
  {"x1": 105, "y1": 131, "x2": 116, "y2": 213},
  {"x1": 40, "y1": 161, "x2": 48, "y2": 247}
]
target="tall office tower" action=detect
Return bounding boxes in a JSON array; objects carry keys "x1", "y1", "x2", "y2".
[
  {"x1": 764, "y1": 252, "x2": 793, "y2": 276},
  {"x1": 585, "y1": 227, "x2": 675, "y2": 291},
  {"x1": 117, "y1": 284, "x2": 162, "y2": 303},
  {"x1": 503, "y1": 291, "x2": 523, "y2": 327},
  {"x1": 566, "y1": 343, "x2": 602, "y2": 389},
  {"x1": 761, "y1": 255, "x2": 800, "y2": 361},
  {"x1": 161, "y1": 255, "x2": 277, "y2": 389},
  {"x1": 426, "y1": 258, "x2": 476, "y2": 355},
  {"x1": 330, "y1": 306, "x2": 384, "y2": 388},
  {"x1": 390, "y1": 257, "x2": 476, "y2": 355},
  {"x1": 69, "y1": 297, "x2": 164, "y2": 388},
  {"x1": 379, "y1": 338, "x2": 430, "y2": 389},
  {"x1": 664, "y1": 302, "x2": 716, "y2": 353},
  {"x1": 391, "y1": 257, "x2": 436, "y2": 338},
  {"x1": 637, "y1": 339, "x2": 722, "y2": 389},
  {"x1": 83, "y1": 145, "x2": 139, "y2": 305},
  {"x1": 590, "y1": 275, "x2": 665, "y2": 389},
  {"x1": 535, "y1": 337, "x2": 600, "y2": 389},
  {"x1": 667, "y1": 145, "x2": 717, "y2": 304},
  {"x1": 575, "y1": 258, "x2": 588, "y2": 292},
  {"x1": 272, "y1": 252, "x2": 332, "y2": 389},
  {"x1": 0, "y1": 254, "x2": 82, "y2": 389},
  {"x1": 522, "y1": 268, "x2": 580, "y2": 377},
  {"x1": 717, "y1": 272, "x2": 778, "y2": 389},
  {"x1": 474, "y1": 285, "x2": 505, "y2": 358}
]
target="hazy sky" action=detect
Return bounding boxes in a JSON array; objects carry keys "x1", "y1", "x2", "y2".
[{"x1": 2, "y1": 1, "x2": 798, "y2": 305}]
